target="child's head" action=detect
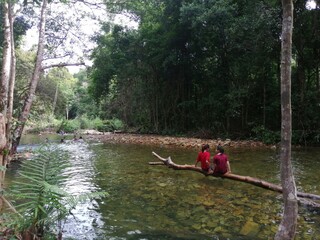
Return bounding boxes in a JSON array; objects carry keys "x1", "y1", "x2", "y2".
[
  {"x1": 216, "y1": 145, "x2": 224, "y2": 153},
  {"x1": 201, "y1": 144, "x2": 210, "y2": 152}
]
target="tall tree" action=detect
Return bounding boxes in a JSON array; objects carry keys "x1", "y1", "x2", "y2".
[
  {"x1": 6, "y1": 2, "x2": 21, "y2": 166},
  {"x1": 290, "y1": 0, "x2": 320, "y2": 143},
  {"x1": 275, "y1": 0, "x2": 298, "y2": 239},
  {"x1": 94, "y1": 0, "x2": 282, "y2": 136},
  {"x1": 0, "y1": 0, "x2": 12, "y2": 210},
  {"x1": 11, "y1": 0, "x2": 48, "y2": 154},
  {"x1": 37, "y1": 67, "x2": 76, "y2": 118},
  {"x1": 1, "y1": 1, "x2": 29, "y2": 211},
  {"x1": 10, "y1": 0, "x2": 94, "y2": 153},
  {"x1": 91, "y1": 0, "x2": 319, "y2": 143},
  {"x1": 0, "y1": 2, "x2": 11, "y2": 114}
]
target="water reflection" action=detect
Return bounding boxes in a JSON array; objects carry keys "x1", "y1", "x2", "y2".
[
  {"x1": 4, "y1": 136, "x2": 320, "y2": 239},
  {"x1": 59, "y1": 142, "x2": 106, "y2": 239}
]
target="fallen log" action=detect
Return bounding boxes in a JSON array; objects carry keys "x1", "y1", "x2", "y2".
[{"x1": 150, "y1": 151, "x2": 320, "y2": 202}]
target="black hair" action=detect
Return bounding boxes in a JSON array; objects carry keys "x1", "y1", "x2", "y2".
[
  {"x1": 201, "y1": 144, "x2": 210, "y2": 152},
  {"x1": 217, "y1": 145, "x2": 224, "y2": 153}
]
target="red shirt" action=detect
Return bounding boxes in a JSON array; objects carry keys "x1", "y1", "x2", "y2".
[
  {"x1": 196, "y1": 151, "x2": 210, "y2": 170},
  {"x1": 213, "y1": 153, "x2": 228, "y2": 174}
]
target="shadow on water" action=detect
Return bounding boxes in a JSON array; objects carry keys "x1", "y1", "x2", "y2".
[{"x1": 4, "y1": 134, "x2": 320, "y2": 240}]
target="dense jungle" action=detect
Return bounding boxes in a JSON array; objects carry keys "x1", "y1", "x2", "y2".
[
  {"x1": 0, "y1": 0, "x2": 319, "y2": 239},
  {"x1": 1, "y1": 0, "x2": 319, "y2": 145}
]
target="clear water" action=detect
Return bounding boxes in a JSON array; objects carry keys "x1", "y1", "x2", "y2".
[{"x1": 4, "y1": 134, "x2": 320, "y2": 239}]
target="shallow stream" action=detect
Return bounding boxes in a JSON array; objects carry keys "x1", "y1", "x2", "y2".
[{"x1": 4, "y1": 134, "x2": 320, "y2": 239}]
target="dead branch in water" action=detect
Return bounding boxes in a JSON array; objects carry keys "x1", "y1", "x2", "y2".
[{"x1": 150, "y1": 151, "x2": 320, "y2": 203}]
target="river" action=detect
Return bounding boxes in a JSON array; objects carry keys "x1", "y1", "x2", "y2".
[{"x1": 3, "y1": 134, "x2": 320, "y2": 239}]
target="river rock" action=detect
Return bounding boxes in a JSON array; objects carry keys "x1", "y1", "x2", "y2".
[
  {"x1": 239, "y1": 220, "x2": 260, "y2": 236},
  {"x1": 81, "y1": 129, "x2": 104, "y2": 135}
]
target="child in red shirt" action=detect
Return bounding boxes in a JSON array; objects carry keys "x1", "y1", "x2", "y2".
[
  {"x1": 195, "y1": 144, "x2": 210, "y2": 172},
  {"x1": 212, "y1": 145, "x2": 231, "y2": 174}
]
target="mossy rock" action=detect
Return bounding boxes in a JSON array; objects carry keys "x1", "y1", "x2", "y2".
[{"x1": 240, "y1": 221, "x2": 260, "y2": 236}]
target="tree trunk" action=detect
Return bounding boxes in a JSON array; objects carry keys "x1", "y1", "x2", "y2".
[
  {"x1": 0, "y1": 1, "x2": 11, "y2": 115},
  {"x1": 150, "y1": 151, "x2": 320, "y2": 203},
  {"x1": 11, "y1": 0, "x2": 48, "y2": 154},
  {"x1": 263, "y1": 83, "x2": 266, "y2": 127},
  {"x1": 5, "y1": 2, "x2": 17, "y2": 164},
  {"x1": 66, "y1": 105, "x2": 69, "y2": 120},
  {"x1": 52, "y1": 83, "x2": 58, "y2": 115},
  {"x1": 275, "y1": 1, "x2": 298, "y2": 239},
  {"x1": 0, "y1": 1, "x2": 12, "y2": 209},
  {"x1": 0, "y1": 115, "x2": 6, "y2": 163},
  {"x1": 0, "y1": 114, "x2": 7, "y2": 209}
]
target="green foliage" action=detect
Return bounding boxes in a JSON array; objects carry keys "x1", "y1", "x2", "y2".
[
  {"x1": 78, "y1": 115, "x2": 95, "y2": 129},
  {"x1": 10, "y1": 0, "x2": 320, "y2": 145},
  {"x1": 73, "y1": 70, "x2": 100, "y2": 119},
  {"x1": 110, "y1": 118, "x2": 124, "y2": 130},
  {"x1": 252, "y1": 126, "x2": 280, "y2": 145},
  {"x1": 2, "y1": 145, "x2": 108, "y2": 238},
  {"x1": 26, "y1": 116, "x2": 62, "y2": 134},
  {"x1": 37, "y1": 68, "x2": 77, "y2": 118},
  {"x1": 58, "y1": 119, "x2": 81, "y2": 133},
  {"x1": 291, "y1": 130, "x2": 320, "y2": 146},
  {"x1": 93, "y1": 118, "x2": 124, "y2": 132},
  {"x1": 28, "y1": 115, "x2": 125, "y2": 134},
  {"x1": 1, "y1": 148, "x2": 10, "y2": 156},
  {"x1": 0, "y1": 13, "x2": 30, "y2": 52},
  {"x1": 91, "y1": 117, "x2": 104, "y2": 131},
  {"x1": 89, "y1": 0, "x2": 289, "y2": 137}
]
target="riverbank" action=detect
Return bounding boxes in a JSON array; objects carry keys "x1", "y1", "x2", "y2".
[
  {"x1": 12, "y1": 131, "x2": 269, "y2": 163},
  {"x1": 78, "y1": 130, "x2": 269, "y2": 149}
]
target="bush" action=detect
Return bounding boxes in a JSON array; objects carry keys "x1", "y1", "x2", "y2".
[
  {"x1": 110, "y1": 118, "x2": 124, "y2": 130},
  {"x1": 58, "y1": 119, "x2": 81, "y2": 133},
  {"x1": 292, "y1": 130, "x2": 320, "y2": 146},
  {"x1": 91, "y1": 118, "x2": 105, "y2": 131},
  {"x1": 26, "y1": 126, "x2": 42, "y2": 134},
  {"x1": 93, "y1": 118, "x2": 124, "y2": 132},
  {"x1": 79, "y1": 116, "x2": 95, "y2": 129},
  {"x1": 30, "y1": 116, "x2": 124, "y2": 134},
  {"x1": 26, "y1": 115, "x2": 62, "y2": 133},
  {"x1": 252, "y1": 126, "x2": 280, "y2": 145}
]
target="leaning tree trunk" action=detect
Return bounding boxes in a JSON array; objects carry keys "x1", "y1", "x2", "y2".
[
  {"x1": 275, "y1": 1, "x2": 298, "y2": 239},
  {"x1": 11, "y1": 0, "x2": 48, "y2": 154}
]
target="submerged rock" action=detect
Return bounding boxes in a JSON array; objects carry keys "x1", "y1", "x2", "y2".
[{"x1": 240, "y1": 220, "x2": 260, "y2": 236}]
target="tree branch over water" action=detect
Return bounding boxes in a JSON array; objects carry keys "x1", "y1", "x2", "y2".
[
  {"x1": 150, "y1": 151, "x2": 320, "y2": 203},
  {"x1": 41, "y1": 62, "x2": 85, "y2": 70}
]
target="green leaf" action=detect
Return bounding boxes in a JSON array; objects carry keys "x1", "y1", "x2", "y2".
[{"x1": 3, "y1": 144, "x2": 108, "y2": 237}]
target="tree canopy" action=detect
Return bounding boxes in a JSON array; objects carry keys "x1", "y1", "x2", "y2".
[{"x1": 88, "y1": 0, "x2": 320, "y2": 144}]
